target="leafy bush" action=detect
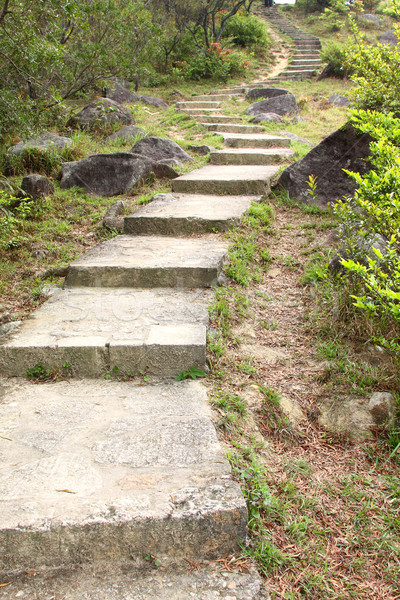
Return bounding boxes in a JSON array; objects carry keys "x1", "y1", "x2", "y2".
[
  {"x1": 333, "y1": 110, "x2": 400, "y2": 359},
  {"x1": 173, "y1": 43, "x2": 251, "y2": 81},
  {"x1": 345, "y1": 20, "x2": 400, "y2": 114},
  {"x1": 221, "y1": 13, "x2": 271, "y2": 55},
  {"x1": 0, "y1": 190, "x2": 35, "y2": 250},
  {"x1": 320, "y1": 42, "x2": 350, "y2": 77}
]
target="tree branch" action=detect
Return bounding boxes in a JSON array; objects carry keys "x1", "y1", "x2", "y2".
[{"x1": 0, "y1": 0, "x2": 10, "y2": 25}]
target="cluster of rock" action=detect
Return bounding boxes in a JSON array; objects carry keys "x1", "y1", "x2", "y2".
[
  {"x1": 245, "y1": 88, "x2": 298, "y2": 124},
  {"x1": 4, "y1": 83, "x2": 189, "y2": 198}
]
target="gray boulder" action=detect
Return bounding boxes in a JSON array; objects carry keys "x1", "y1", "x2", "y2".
[
  {"x1": 328, "y1": 93, "x2": 350, "y2": 107},
  {"x1": 137, "y1": 95, "x2": 168, "y2": 109},
  {"x1": 67, "y1": 99, "x2": 133, "y2": 130},
  {"x1": 130, "y1": 137, "x2": 193, "y2": 163},
  {"x1": 105, "y1": 125, "x2": 146, "y2": 144},
  {"x1": 246, "y1": 87, "x2": 289, "y2": 101},
  {"x1": 7, "y1": 132, "x2": 72, "y2": 157},
  {"x1": 60, "y1": 153, "x2": 177, "y2": 196},
  {"x1": 275, "y1": 122, "x2": 373, "y2": 207},
  {"x1": 280, "y1": 131, "x2": 313, "y2": 146},
  {"x1": 246, "y1": 93, "x2": 298, "y2": 117},
  {"x1": 188, "y1": 145, "x2": 215, "y2": 155},
  {"x1": 368, "y1": 392, "x2": 397, "y2": 426},
  {"x1": 380, "y1": 30, "x2": 399, "y2": 45},
  {"x1": 329, "y1": 233, "x2": 388, "y2": 274},
  {"x1": 360, "y1": 13, "x2": 381, "y2": 25},
  {"x1": 20, "y1": 174, "x2": 54, "y2": 199},
  {"x1": 250, "y1": 113, "x2": 282, "y2": 124},
  {"x1": 103, "y1": 82, "x2": 139, "y2": 104}
]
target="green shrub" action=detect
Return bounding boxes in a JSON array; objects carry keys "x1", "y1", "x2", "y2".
[
  {"x1": 333, "y1": 110, "x2": 400, "y2": 360},
  {"x1": 320, "y1": 41, "x2": 350, "y2": 77},
  {"x1": 221, "y1": 13, "x2": 271, "y2": 56},
  {"x1": 173, "y1": 43, "x2": 251, "y2": 81}
]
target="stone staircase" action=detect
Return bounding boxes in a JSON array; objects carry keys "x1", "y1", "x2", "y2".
[
  {"x1": 0, "y1": 91, "x2": 293, "y2": 597},
  {"x1": 263, "y1": 6, "x2": 321, "y2": 83}
]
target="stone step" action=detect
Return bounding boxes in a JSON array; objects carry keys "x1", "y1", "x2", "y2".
[
  {"x1": 210, "y1": 87, "x2": 248, "y2": 95},
  {"x1": 202, "y1": 123, "x2": 265, "y2": 134},
  {"x1": 291, "y1": 59, "x2": 321, "y2": 65},
  {"x1": 0, "y1": 288, "x2": 211, "y2": 377},
  {"x1": 192, "y1": 94, "x2": 235, "y2": 101},
  {"x1": 64, "y1": 235, "x2": 228, "y2": 289},
  {"x1": 221, "y1": 132, "x2": 291, "y2": 149},
  {"x1": 295, "y1": 53, "x2": 321, "y2": 59},
  {"x1": 124, "y1": 192, "x2": 259, "y2": 235},
  {"x1": 189, "y1": 114, "x2": 242, "y2": 123},
  {"x1": 176, "y1": 101, "x2": 221, "y2": 109},
  {"x1": 210, "y1": 147, "x2": 294, "y2": 166},
  {"x1": 180, "y1": 108, "x2": 223, "y2": 115},
  {"x1": 287, "y1": 64, "x2": 319, "y2": 71},
  {"x1": 0, "y1": 561, "x2": 266, "y2": 599},
  {"x1": 0, "y1": 378, "x2": 247, "y2": 569},
  {"x1": 172, "y1": 164, "x2": 280, "y2": 195}
]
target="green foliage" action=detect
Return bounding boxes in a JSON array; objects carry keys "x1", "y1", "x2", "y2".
[
  {"x1": 345, "y1": 17, "x2": 400, "y2": 114},
  {"x1": 333, "y1": 110, "x2": 400, "y2": 360},
  {"x1": 320, "y1": 41, "x2": 349, "y2": 77},
  {"x1": 175, "y1": 366, "x2": 207, "y2": 381},
  {"x1": 221, "y1": 12, "x2": 271, "y2": 55},
  {"x1": 0, "y1": 190, "x2": 35, "y2": 250},
  {"x1": 173, "y1": 43, "x2": 251, "y2": 82}
]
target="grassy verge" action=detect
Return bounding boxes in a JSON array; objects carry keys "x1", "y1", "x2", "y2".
[{"x1": 207, "y1": 194, "x2": 400, "y2": 600}]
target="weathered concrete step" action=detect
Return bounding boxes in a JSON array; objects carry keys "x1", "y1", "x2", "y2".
[
  {"x1": 176, "y1": 101, "x2": 221, "y2": 109},
  {"x1": 0, "y1": 379, "x2": 247, "y2": 569},
  {"x1": 64, "y1": 235, "x2": 228, "y2": 289},
  {"x1": 124, "y1": 192, "x2": 259, "y2": 235},
  {"x1": 295, "y1": 53, "x2": 321, "y2": 59},
  {"x1": 193, "y1": 94, "x2": 235, "y2": 101},
  {"x1": 180, "y1": 108, "x2": 223, "y2": 115},
  {"x1": 0, "y1": 562, "x2": 268, "y2": 600},
  {"x1": 0, "y1": 288, "x2": 211, "y2": 377},
  {"x1": 202, "y1": 123, "x2": 265, "y2": 134},
  {"x1": 211, "y1": 87, "x2": 248, "y2": 95},
  {"x1": 172, "y1": 164, "x2": 279, "y2": 195},
  {"x1": 222, "y1": 132, "x2": 291, "y2": 149},
  {"x1": 287, "y1": 64, "x2": 319, "y2": 71},
  {"x1": 291, "y1": 59, "x2": 321, "y2": 65},
  {"x1": 210, "y1": 147, "x2": 293, "y2": 165},
  {"x1": 189, "y1": 114, "x2": 242, "y2": 123}
]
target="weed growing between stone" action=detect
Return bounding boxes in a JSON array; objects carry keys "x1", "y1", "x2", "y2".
[{"x1": 208, "y1": 195, "x2": 400, "y2": 600}]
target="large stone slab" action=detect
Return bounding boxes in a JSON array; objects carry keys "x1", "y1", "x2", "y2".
[
  {"x1": 210, "y1": 148, "x2": 293, "y2": 165},
  {"x1": 0, "y1": 563, "x2": 269, "y2": 600},
  {"x1": 64, "y1": 235, "x2": 228, "y2": 288},
  {"x1": 172, "y1": 165, "x2": 280, "y2": 195},
  {"x1": 124, "y1": 193, "x2": 259, "y2": 235},
  {"x1": 222, "y1": 132, "x2": 291, "y2": 149},
  {"x1": 0, "y1": 379, "x2": 247, "y2": 569},
  {"x1": 0, "y1": 288, "x2": 211, "y2": 377},
  {"x1": 275, "y1": 122, "x2": 373, "y2": 207}
]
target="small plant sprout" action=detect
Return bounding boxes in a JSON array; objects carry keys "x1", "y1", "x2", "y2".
[
  {"x1": 307, "y1": 174, "x2": 318, "y2": 201},
  {"x1": 175, "y1": 366, "x2": 207, "y2": 381}
]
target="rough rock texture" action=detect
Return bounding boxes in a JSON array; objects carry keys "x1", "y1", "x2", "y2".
[
  {"x1": 368, "y1": 392, "x2": 397, "y2": 426},
  {"x1": 103, "y1": 81, "x2": 139, "y2": 104},
  {"x1": 138, "y1": 94, "x2": 168, "y2": 108},
  {"x1": 360, "y1": 12, "x2": 381, "y2": 25},
  {"x1": 246, "y1": 87, "x2": 289, "y2": 101},
  {"x1": 67, "y1": 98, "x2": 133, "y2": 130},
  {"x1": 380, "y1": 29, "x2": 399, "y2": 44},
  {"x1": 103, "y1": 200, "x2": 126, "y2": 231},
  {"x1": 329, "y1": 233, "x2": 388, "y2": 274},
  {"x1": 7, "y1": 132, "x2": 72, "y2": 156},
  {"x1": 60, "y1": 152, "x2": 173, "y2": 196},
  {"x1": 328, "y1": 93, "x2": 350, "y2": 107},
  {"x1": 105, "y1": 125, "x2": 145, "y2": 143},
  {"x1": 246, "y1": 94, "x2": 298, "y2": 117},
  {"x1": 250, "y1": 113, "x2": 282, "y2": 124},
  {"x1": 20, "y1": 174, "x2": 54, "y2": 199},
  {"x1": 189, "y1": 145, "x2": 215, "y2": 155},
  {"x1": 280, "y1": 131, "x2": 313, "y2": 146},
  {"x1": 275, "y1": 123, "x2": 373, "y2": 207},
  {"x1": 130, "y1": 137, "x2": 193, "y2": 163}
]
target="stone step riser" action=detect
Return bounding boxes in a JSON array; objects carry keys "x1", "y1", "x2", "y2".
[
  {"x1": 287, "y1": 65, "x2": 319, "y2": 71},
  {"x1": 189, "y1": 115, "x2": 242, "y2": 123},
  {"x1": 173, "y1": 178, "x2": 271, "y2": 195},
  {"x1": 192, "y1": 94, "x2": 234, "y2": 101},
  {"x1": 202, "y1": 123, "x2": 265, "y2": 134},
  {"x1": 223, "y1": 136, "x2": 291, "y2": 149},
  {"x1": 210, "y1": 150, "x2": 293, "y2": 166},
  {"x1": 176, "y1": 101, "x2": 221, "y2": 109}
]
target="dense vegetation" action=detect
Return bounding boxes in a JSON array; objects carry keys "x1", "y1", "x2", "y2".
[{"x1": 0, "y1": 0, "x2": 271, "y2": 138}]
